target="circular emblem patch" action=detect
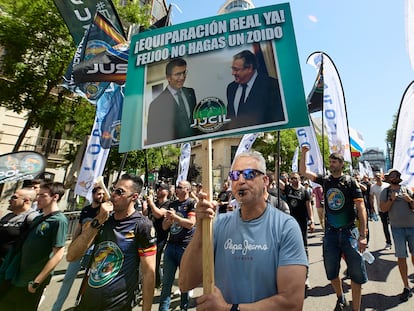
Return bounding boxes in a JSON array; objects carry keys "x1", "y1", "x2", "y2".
[
  {"x1": 191, "y1": 97, "x2": 230, "y2": 133},
  {"x1": 326, "y1": 188, "x2": 345, "y2": 211},
  {"x1": 89, "y1": 241, "x2": 124, "y2": 288}
]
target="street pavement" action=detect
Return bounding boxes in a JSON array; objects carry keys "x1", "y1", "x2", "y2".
[{"x1": 38, "y1": 218, "x2": 414, "y2": 311}]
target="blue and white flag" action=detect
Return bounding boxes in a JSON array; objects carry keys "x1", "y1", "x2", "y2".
[
  {"x1": 393, "y1": 81, "x2": 414, "y2": 188},
  {"x1": 176, "y1": 143, "x2": 191, "y2": 185}
]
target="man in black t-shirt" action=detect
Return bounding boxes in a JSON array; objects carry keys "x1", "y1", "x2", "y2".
[
  {"x1": 67, "y1": 174, "x2": 156, "y2": 311},
  {"x1": 144, "y1": 183, "x2": 171, "y2": 288},
  {"x1": 159, "y1": 180, "x2": 196, "y2": 311}
]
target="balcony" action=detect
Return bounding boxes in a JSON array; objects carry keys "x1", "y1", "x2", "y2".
[{"x1": 21, "y1": 136, "x2": 75, "y2": 166}]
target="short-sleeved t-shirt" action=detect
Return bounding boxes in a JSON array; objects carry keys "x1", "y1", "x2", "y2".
[
  {"x1": 14, "y1": 211, "x2": 68, "y2": 287},
  {"x1": 213, "y1": 204, "x2": 308, "y2": 304},
  {"x1": 0, "y1": 209, "x2": 39, "y2": 261},
  {"x1": 380, "y1": 186, "x2": 414, "y2": 228},
  {"x1": 315, "y1": 175, "x2": 363, "y2": 228},
  {"x1": 168, "y1": 198, "x2": 196, "y2": 246},
  {"x1": 79, "y1": 210, "x2": 156, "y2": 310},
  {"x1": 147, "y1": 199, "x2": 171, "y2": 244},
  {"x1": 284, "y1": 185, "x2": 310, "y2": 223}
]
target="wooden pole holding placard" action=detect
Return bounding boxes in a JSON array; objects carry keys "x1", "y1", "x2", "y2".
[{"x1": 201, "y1": 139, "x2": 214, "y2": 294}]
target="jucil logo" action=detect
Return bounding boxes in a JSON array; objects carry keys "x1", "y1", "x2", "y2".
[{"x1": 190, "y1": 97, "x2": 231, "y2": 133}]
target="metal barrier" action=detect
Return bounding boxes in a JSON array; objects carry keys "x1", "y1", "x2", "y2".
[{"x1": 63, "y1": 210, "x2": 81, "y2": 240}]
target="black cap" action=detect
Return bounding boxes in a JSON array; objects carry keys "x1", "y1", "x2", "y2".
[{"x1": 157, "y1": 183, "x2": 170, "y2": 191}]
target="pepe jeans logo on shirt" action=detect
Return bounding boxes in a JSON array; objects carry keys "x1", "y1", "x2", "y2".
[{"x1": 224, "y1": 239, "x2": 269, "y2": 255}]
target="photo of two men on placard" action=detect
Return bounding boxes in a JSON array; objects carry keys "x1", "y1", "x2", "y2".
[{"x1": 143, "y1": 41, "x2": 288, "y2": 147}]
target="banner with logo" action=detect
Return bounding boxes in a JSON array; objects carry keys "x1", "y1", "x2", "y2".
[
  {"x1": 99, "y1": 84, "x2": 124, "y2": 148},
  {"x1": 393, "y1": 81, "x2": 414, "y2": 188},
  {"x1": 176, "y1": 143, "x2": 192, "y2": 185},
  {"x1": 63, "y1": 11, "x2": 127, "y2": 103},
  {"x1": 120, "y1": 3, "x2": 309, "y2": 151},
  {"x1": 0, "y1": 152, "x2": 46, "y2": 184},
  {"x1": 307, "y1": 52, "x2": 351, "y2": 163},
  {"x1": 53, "y1": 0, "x2": 124, "y2": 45}
]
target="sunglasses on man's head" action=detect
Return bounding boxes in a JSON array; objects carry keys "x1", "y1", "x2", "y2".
[{"x1": 228, "y1": 169, "x2": 264, "y2": 181}]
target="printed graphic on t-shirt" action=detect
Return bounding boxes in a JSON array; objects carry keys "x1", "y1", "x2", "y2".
[
  {"x1": 326, "y1": 188, "x2": 345, "y2": 211},
  {"x1": 170, "y1": 211, "x2": 184, "y2": 235},
  {"x1": 89, "y1": 241, "x2": 124, "y2": 288}
]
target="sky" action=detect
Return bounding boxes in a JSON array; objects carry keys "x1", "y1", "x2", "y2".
[{"x1": 165, "y1": 0, "x2": 413, "y2": 153}]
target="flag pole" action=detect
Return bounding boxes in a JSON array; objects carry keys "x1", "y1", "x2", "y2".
[{"x1": 201, "y1": 139, "x2": 214, "y2": 294}]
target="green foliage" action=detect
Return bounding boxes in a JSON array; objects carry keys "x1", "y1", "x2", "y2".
[
  {"x1": 106, "y1": 145, "x2": 181, "y2": 180},
  {"x1": 386, "y1": 113, "x2": 397, "y2": 153},
  {"x1": 253, "y1": 129, "x2": 331, "y2": 174},
  {"x1": 0, "y1": 0, "x2": 76, "y2": 131},
  {"x1": 114, "y1": 0, "x2": 152, "y2": 30}
]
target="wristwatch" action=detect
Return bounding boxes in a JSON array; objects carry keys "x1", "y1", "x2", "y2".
[
  {"x1": 91, "y1": 218, "x2": 102, "y2": 229},
  {"x1": 29, "y1": 281, "x2": 40, "y2": 289}
]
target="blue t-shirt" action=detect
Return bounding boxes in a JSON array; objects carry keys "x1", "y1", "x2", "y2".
[{"x1": 213, "y1": 204, "x2": 308, "y2": 304}]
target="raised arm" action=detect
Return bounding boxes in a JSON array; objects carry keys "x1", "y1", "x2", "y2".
[
  {"x1": 299, "y1": 145, "x2": 318, "y2": 181},
  {"x1": 67, "y1": 202, "x2": 112, "y2": 262}
]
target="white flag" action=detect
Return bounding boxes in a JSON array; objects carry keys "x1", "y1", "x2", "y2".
[
  {"x1": 406, "y1": 0, "x2": 414, "y2": 71},
  {"x1": 176, "y1": 143, "x2": 191, "y2": 185},
  {"x1": 234, "y1": 133, "x2": 259, "y2": 160},
  {"x1": 291, "y1": 147, "x2": 299, "y2": 173},
  {"x1": 358, "y1": 162, "x2": 366, "y2": 179},
  {"x1": 307, "y1": 52, "x2": 351, "y2": 163},
  {"x1": 296, "y1": 124, "x2": 324, "y2": 175},
  {"x1": 364, "y1": 160, "x2": 374, "y2": 178},
  {"x1": 393, "y1": 81, "x2": 414, "y2": 188},
  {"x1": 75, "y1": 116, "x2": 110, "y2": 202}
]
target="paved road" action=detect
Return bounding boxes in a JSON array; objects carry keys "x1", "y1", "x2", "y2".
[{"x1": 38, "y1": 219, "x2": 414, "y2": 310}]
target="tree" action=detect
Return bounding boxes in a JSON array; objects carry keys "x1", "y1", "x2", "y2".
[
  {"x1": 385, "y1": 113, "x2": 397, "y2": 162},
  {"x1": 0, "y1": 0, "x2": 93, "y2": 152},
  {"x1": 253, "y1": 128, "x2": 331, "y2": 175}
]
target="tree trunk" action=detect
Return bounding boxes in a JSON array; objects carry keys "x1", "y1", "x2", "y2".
[{"x1": 12, "y1": 116, "x2": 33, "y2": 152}]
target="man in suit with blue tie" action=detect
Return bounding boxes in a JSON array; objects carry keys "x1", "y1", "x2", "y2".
[
  {"x1": 226, "y1": 50, "x2": 285, "y2": 129},
  {"x1": 147, "y1": 58, "x2": 197, "y2": 145}
]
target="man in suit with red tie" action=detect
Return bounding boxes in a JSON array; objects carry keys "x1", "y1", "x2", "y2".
[
  {"x1": 226, "y1": 49, "x2": 285, "y2": 129},
  {"x1": 147, "y1": 58, "x2": 197, "y2": 145}
]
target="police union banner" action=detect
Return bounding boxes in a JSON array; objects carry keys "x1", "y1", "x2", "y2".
[{"x1": 121, "y1": 3, "x2": 309, "y2": 151}]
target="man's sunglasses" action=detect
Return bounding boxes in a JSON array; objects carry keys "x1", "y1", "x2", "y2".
[
  {"x1": 10, "y1": 195, "x2": 19, "y2": 200},
  {"x1": 110, "y1": 187, "x2": 133, "y2": 197},
  {"x1": 228, "y1": 169, "x2": 264, "y2": 181}
]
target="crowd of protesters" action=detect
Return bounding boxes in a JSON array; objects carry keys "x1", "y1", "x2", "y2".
[{"x1": 0, "y1": 149, "x2": 413, "y2": 310}]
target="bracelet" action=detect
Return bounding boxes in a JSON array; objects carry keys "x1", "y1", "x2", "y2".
[{"x1": 230, "y1": 304, "x2": 240, "y2": 311}]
